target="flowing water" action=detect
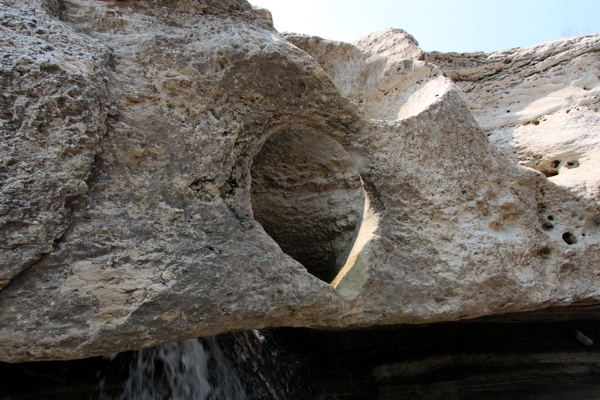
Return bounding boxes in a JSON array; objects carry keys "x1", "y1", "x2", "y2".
[
  {"x1": 4, "y1": 320, "x2": 600, "y2": 399},
  {"x1": 111, "y1": 337, "x2": 247, "y2": 400},
  {"x1": 95, "y1": 329, "x2": 305, "y2": 400}
]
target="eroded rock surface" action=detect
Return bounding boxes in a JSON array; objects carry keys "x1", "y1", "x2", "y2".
[
  {"x1": 250, "y1": 124, "x2": 364, "y2": 283},
  {"x1": 0, "y1": 0, "x2": 111, "y2": 289},
  {"x1": 1, "y1": 2, "x2": 600, "y2": 362},
  {"x1": 427, "y1": 36, "x2": 600, "y2": 202},
  {"x1": 284, "y1": 29, "x2": 441, "y2": 121}
]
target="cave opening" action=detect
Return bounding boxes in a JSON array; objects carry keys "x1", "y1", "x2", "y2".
[{"x1": 250, "y1": 124, "x2": 365, "y2": 283}]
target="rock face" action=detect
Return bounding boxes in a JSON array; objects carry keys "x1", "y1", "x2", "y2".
[
  {"x1": 0, "y1": 0, "x2": 111, "y2": 289},
  {"x1": 1, "y1": 2, "x2": 600, "y2": 362},
  {"x1": 284, "y1": 29, "x2": 437, "y2": 121},
  {"x1": 427, "y1": 36, "x2": 600, "y2": 203}
]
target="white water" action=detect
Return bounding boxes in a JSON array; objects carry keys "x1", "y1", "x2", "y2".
[{"x1": 119, "y1": 337, "x2": 247, "y2": 400}]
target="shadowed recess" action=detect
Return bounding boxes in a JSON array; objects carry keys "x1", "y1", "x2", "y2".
[{"x1": 250, "y1": 124, "x2": 365, "y2": 283}]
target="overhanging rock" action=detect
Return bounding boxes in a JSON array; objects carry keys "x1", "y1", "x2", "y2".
[{"x1": 1, "y1": 1, "x2": 599, "y2": 362}]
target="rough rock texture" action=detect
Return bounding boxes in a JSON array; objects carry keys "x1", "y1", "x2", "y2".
[
  {"x1": 427, "y1": 36, "x2": 600, "y2": 203},
  {"x1": 1, "y1": 3, "x2": 600, "y2": 362},
  {"x1": 250, "y1": 124, "x2": 365, "y2": 283},
  {"x1": 0, "y1": 0, "x2": 111, "y2": 289},
  {"x1": 283, "y1": 29, "x2": 439, "y2": 121}
]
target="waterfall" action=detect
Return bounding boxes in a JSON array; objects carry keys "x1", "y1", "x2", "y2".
[
  {"x1": 97, "y1": 329, "x2": 307, "y2": 399},
  {"x1": 118, "y1": 337, "x2": 247, "y2": 400}
]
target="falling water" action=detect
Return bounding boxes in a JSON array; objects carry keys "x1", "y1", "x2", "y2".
[
  {"x1": 96, "y1": 329, "x2": 307, "y2": 399},
  {"x1": 118, "y1": 337, "x2": 247, "y2": 400}
]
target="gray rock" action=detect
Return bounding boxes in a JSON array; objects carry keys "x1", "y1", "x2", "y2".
[
  {"x1": 0, "y1": 0, "x2": 111, "y2": 289},
  {"x1": 1, "y1": 1, "x2": 600, "y2": 362}
]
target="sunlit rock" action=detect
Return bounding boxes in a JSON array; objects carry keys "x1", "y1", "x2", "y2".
[{"x1": 1, "y1": 1, "x2": 599, "y2": 362}]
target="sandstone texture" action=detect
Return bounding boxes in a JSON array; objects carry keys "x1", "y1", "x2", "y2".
[{"x1": 1, "y1": 2, "x2": 600, "y2": 362}]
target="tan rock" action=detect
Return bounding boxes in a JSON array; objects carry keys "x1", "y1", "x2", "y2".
[
  {"x1": 284, "y1": 29, "x2": 442, "y2": 121},
  {"x1": 427, "y1": 35, "x2": 600, "y2": 202},
  {"x1": 0, "y1": 2, "x2": 599, "y2": 362}
]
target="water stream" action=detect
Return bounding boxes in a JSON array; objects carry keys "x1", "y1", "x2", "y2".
[
  {"x1": 104, "y1": 337, "x2": 247, "y2": 400},
  {"x1": 3, "y1": 320, "x2": 600, "y2": 399},
  {"x1": 98, "y1": 329, "x2": 304, "y2": 400}
]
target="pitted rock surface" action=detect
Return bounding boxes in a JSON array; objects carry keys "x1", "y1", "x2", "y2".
[
  {"x1": 427, "y1": 36, "x2": 600, "y2": 202},
  {"x1": 250, "y1": 124, "x2": 365, "y2": 283},
  {"x1": 1, "y1": 1, "x2": 600, "y2": 362},
  {"x1": 0, "y1": 0, "x2": 111, "y2": 289}
]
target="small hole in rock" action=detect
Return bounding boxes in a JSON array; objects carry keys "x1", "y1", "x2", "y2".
[
  {"x1": 542, "y1": 222, "x2": 554, "y2": 231},
  {"x1": 250, "y1": 124, "x2": 365, "y2": 283},
  {"x1": 551, "y1": 160, "x2": 561, "y2": 168},
  {"x1": 566, "y1": 160, "x2": 580, "y2": 169},
  {"x1": 547, "y1": 215, "x2": 554, "y2": 221},
  {"x1": 538, "y1": 247, "x2": 552, "y2": 258},
  {"x1": 541, "y1": 170, "x2": 558, "y2": 178},
  {"x1": 562, "y1": 232, "x2": 578, "y2": 245}
]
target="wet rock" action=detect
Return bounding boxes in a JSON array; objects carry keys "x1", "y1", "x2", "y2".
[{"x1": 574, "y1": 330, "x2": 594, "y2": 346}]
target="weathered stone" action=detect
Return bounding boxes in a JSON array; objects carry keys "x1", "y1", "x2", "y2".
[
  {"x1": 0, "y1": 2, "x2": 599, "y2": 362},
  {"x1": 427, "y1": 35, "x2": 600, "y2": 202},
  {"x1": 0, "y1": 0, "x2": 111, "y2": 289},
  {"x1": 284, "y1": 29, "x2": 436, "y2": 121},
  {"x1": 250, "y1": 124, "x2": 365, "y2": 283}
]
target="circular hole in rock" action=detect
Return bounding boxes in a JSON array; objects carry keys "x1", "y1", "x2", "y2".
[
  {"x1": 562, "y1": 232, "x2": 578, "y2": 245},
  {"x1": 541, "y1": 169, "x2": 558, "y2": 178},
  {"x1": 250, "y1": 124, "x2": 365, "y2": 283}
]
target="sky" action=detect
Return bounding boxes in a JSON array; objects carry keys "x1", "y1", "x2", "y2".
[{"x1": 250, "y1": 0, "x2": 600, "y2": 53}]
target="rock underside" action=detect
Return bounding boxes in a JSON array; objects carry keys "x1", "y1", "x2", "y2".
[
  {"x1": 5, "y1": 320, "x2": 600, "y2": 399},
  {"x1": 0, "y1": 0, "x2": 599, "y2": 362}
]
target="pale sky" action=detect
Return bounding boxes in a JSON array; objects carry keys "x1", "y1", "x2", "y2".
[{"x1": 250, "y1": 0, "x2": 600, "y2": 53}]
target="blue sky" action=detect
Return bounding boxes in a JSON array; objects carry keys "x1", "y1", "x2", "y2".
[{"x1": 250, "y1": 0, "x2": 600, "y2": 53}]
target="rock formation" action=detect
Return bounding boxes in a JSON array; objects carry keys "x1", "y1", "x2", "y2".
[
  {"x1": 427, "y1": 37, "x2": 600, "y2": 202},
  {"x1": 250, "y1": 124, "x2": 365, "y2": 283},
  {"x1": 1, "y1": 1, "x2": 599, "y2": 362}
]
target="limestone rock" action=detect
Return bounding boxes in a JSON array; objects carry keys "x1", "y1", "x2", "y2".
[
  {"x1": 427, "y1": 36, "x2": 600, "y2": 202},
  {"x1": 284, "y1": 29, "x2": 436, "y2": 121},
  {"x1": 0, "y1": 0, "x2": 111, "y2": 289},
  {"x1": 1, "y1": 1, "x2": 600, "y2": 362},
  {"x1": 353, "y1": 28, "x2": 424, "y2": 60}
]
